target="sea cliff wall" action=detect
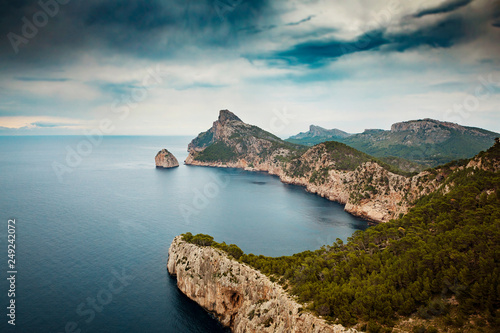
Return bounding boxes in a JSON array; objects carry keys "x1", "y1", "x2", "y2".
[{"x1": 167, "y1": 236, "x2": 358, "y2": 333}]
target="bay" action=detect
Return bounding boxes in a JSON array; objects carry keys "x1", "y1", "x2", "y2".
[{"x1": 0, "y1": 136, "x2": 368, "y2": 332}]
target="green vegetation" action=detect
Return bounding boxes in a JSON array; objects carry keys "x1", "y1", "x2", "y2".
[
  {"x1": 181, "y1": 232, "x2": 244, "y2": 260},
  {"x1": 192, "y1": 120, "x2": 307, "y2": 165},
  {"x1": 287, "y1": 136, "x2": 345, "y2": 147},
  {"x1": 287, "y1": 141, "x2": 415, "y2": 178},
  {"x1": 247, "y1": 124, "x2": 283, "y2": 143},
  {"x1": 309, "y1": 167, "x2": 330, "y2": 185},
  {"x1": 322, "y1": 141, "x2": 372, "y2": 171},
  {"x1": 373, "y1": 157, "x2": 418, "y2": 177},
  {"x1": 240, "y1": 165, "x2": 500, "y2": 330},
  {"x1": 286, "y1": 125, "x2": 351, "y2": 147},
  {"x1": 378, "y1": 156, "x2": 428, "y2": 173},
  {"x1": 244, "y1": 124, "x2": 306, "y2": 161},
  {"x1": 182, "y1": 232, "x2": 215, "y2": 246},
  {"x1": 287, "y1": 121, "x2": 499, "y2": 168},
  {"x1": 194, "y1": 141, "x2": 238, "y2": 162},
  {"x1": 286, "y1": 158, "x2": 313, "y2": 178},
  {"x1": 476, "y1": 138, "x2": 500, "y2": 169},
  {"x1": 342, "y1": 126, "x2": 499, "y2": 168},
  {"x1": 182, "y1": 143, "x2": 500, "y2": 331},
  {"x1": 191, "y1": 129, "x2": 214, "y2": 148}
]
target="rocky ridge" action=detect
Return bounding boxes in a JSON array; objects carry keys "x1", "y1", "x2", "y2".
[
  {"x1": 167, "y1": 236, "x2": 358, "y2": 333},
  {"x1": 342, "y1": 118, "x2": 499, "y2": 166},
  {"x1": 287, "y1": 118, "x2": 499, "y2": 168}
]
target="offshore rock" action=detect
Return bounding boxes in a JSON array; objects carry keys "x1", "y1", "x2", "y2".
[{"x1": 155, "y1": 149, "x2": 179, "y2": 169}]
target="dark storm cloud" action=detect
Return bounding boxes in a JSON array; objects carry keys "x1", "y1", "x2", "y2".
[
  {"x1": 413, "y1": 0, "x2": 473, "y2": 18},
  {"x1": 238, "y1": 24, "x2": 277, "y2": 35},
  {"x1": 0, "y1": 0, "x2": 271, "y2": 66},
  {"x1": 265, "y1": 30, "x2": 387, "y2": 67},
  {"x1": 285, "y1": 15, "x2": 315, "y2": 26},
  {"x1": 389, "y1": 15, "x2": 467, "y2": 51},
  {"x1": 84, "y1": 1, "x2": 176, "y2": 31},
  {"x1": 262, "y1": 14, "x2": 474, "y2": 67},
  {"x1": 492, "y1": 3, "x2": 500, "y2": 27},
  {"x1": 238, "y1": 15, "x2": 314, "y2": 35}
]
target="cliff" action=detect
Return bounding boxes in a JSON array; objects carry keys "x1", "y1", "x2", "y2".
[
  {"x1": 185, "y1": 110, "x2": 447, "y2": 223},
  {"x1": 277, "y1": 142, "x2": 443, "y2": 222},
  {"x1": 167, "y1": 236, "x2": 358, "y2": 333},
  {"x1": 155, "y1": 149, "x2": 179, "y2": 169}
]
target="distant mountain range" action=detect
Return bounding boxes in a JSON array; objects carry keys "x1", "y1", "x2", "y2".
[
  {"x1": 286, "y1": 119, "x2": 499, "y2": 169},
  {"x1": 287, "y1": 125, "x2": 351, "y2": 145}
]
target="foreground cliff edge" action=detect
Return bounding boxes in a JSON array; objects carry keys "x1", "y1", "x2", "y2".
[{"x1": 167, "y1": 235, "x2": 358, "y2": 333}]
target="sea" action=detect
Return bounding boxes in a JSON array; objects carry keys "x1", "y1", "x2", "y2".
[{"x1": 0, "y1": 136, "x2": 369, "y2": 332}]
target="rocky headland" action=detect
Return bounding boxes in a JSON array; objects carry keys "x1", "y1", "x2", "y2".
[{"x1": 167, "y1": 235, "x2": 358, "y2": 333}]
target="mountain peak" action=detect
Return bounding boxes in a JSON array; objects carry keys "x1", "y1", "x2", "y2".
[
  {"x1": 218, "y1": 110, "x2": 242, "y2": 124},
  {"x1": 309, "y1": 125, "x2": 324, "y2": 131},
  {"x1": 187, "y1": 109, "x2": 287, "y2": 156},
  {"x1": 288, "y1": 125, "x2": 351, "y2": 143}
]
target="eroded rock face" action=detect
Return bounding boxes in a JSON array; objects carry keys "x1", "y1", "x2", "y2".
[
  {"x1": 167, "y1": 236, "x2": 358, "y2": 333},
  {"x1": 155, "y1": 149, "x2": 179, "y2": 169}
]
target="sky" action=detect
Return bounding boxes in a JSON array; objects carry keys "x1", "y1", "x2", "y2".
[{"x1": 0, "y1": 0, "x2": 499, "y2": 137}]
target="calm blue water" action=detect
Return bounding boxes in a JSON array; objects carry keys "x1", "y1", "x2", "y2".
[{"x1": 0, "y1": 136, "x2": 368, "y2": 333}]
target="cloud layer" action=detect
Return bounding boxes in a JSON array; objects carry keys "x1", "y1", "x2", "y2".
[{"x1": 0, "y1": 0, "x2": 499, "y2": 135}]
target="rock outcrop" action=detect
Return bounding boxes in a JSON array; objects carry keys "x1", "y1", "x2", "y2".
[
  {"x1": 184, "y1": 110, "x2": 447, "y2": 223},
  {"x1": 155, "y1": 149, "x2": 179, "y2": 169},
  {"x1": 167, "y1": 236, "x2": 358, "y2": 333},
  {"x1": 466, "y1": 137, "x2": 500, "y2": 172}
]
